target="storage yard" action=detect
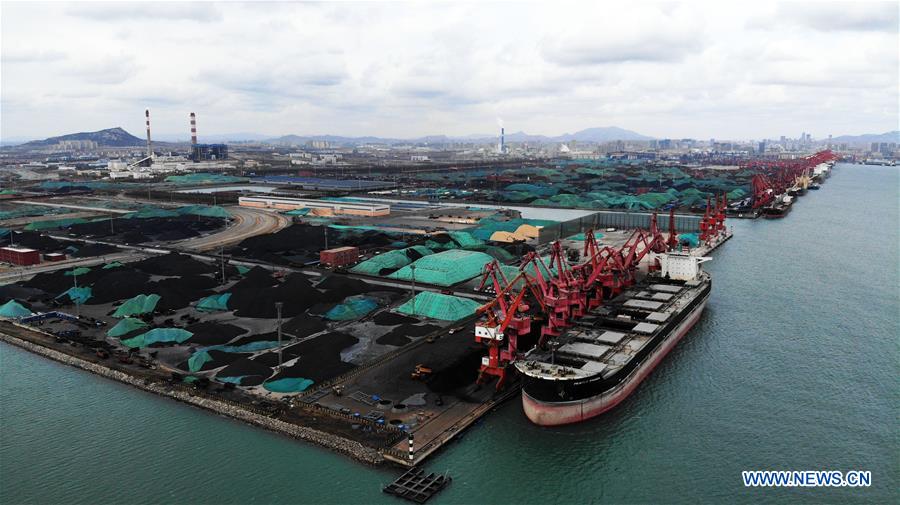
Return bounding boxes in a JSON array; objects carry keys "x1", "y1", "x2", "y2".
[{"x1": 0, "y1": 150, "x2": 837, "y2": 469}]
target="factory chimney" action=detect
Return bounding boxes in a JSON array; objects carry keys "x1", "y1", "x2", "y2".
[
  {"x1": 190, "y1": 112, "x2": 198, "y2": 146},
  {"x1": 498, "y1": 127, "x2": 505, "y2": 155},
  {"x1": 145, "y1": 109, "x2": 153, "y2": 158}
]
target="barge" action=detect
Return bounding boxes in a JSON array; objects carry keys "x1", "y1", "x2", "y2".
[{"x1": 515, "y1": 253, "x2": 711, "y2": 426}]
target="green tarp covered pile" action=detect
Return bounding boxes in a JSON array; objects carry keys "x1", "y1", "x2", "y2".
[
  {"x1": 395, "y1": 292, "x2": 483, "y2": 321},
  {"x1": 106, "y1": 317, "x2": 149, "y2": 337},
  {"x1": 0, "y1": 300, "x2": 32, "y2": 318},
  {"x1": 188, "y1": 351, "x2": 213, "y2": 372},
  {"x1": 263, "y1": 377, "x2": 314, "y2": 393},
  {"x1": 102, "y1": 262, "x2": 124, "y2": 269},
  {"x1": 112, "y1": 294, "x2": 160, "y2": 318},
  {"x1": 325, "y1": 296, "x2": 378, "y2": 321},
  {"x1": 57, "y1": 286, "x2": 92, "y2": 304},
  {"x1": 164, "y1": 173, "x2": 246, "y2": 184},
  {"x1": 24, "y1": 217, "x2": 90, "y2": 231},
  {"x1": 388, "y1": 250, "x2": 494, "y2": 287},
  {"x1": 122, "y1": 328, "x2": 193, "y2": 348},
  {"x1": 195, "y1": 293, "x2": 231, "y2": 312},
  {"x1": 350, "y1": 246, "x2": 434, "y2": 276},
  {"x1": 64, "y1": 267, "x2": 91, "y2": 277}
]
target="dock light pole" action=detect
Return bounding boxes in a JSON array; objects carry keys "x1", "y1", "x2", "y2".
[
  {"x1": 275, "y1": 302, "x2": 283, "y2": 368},
  {"x1": 73, "y1": 270, "x2": 80, "y2": 319},
  {"x1": 408, "y1": 433, "x2": 414, "y2": 463},
  {"x1": 410, "y1": 265, "x2": 416, "y2": 316}
]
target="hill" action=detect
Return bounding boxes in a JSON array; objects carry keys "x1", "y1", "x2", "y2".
[
  {"x1": 22, "y1": 127, "x2": 145, "y2": 147},
  {"x1": 831, "y1": 131, "x2": 899, "y2": 144}
]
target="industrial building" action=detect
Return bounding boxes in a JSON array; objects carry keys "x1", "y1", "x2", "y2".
[
  {"x1": 238, "y1": 196, "x2": 390, "y2": 216},
  {"x1": 0, "y1": 247, "x2": 41, "y2": 266}
]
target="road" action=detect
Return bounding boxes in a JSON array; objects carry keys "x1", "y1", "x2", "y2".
[
  {"x1": 0, "y1": 251, "x2": 144, "y2": 284},
  {"x1": 178, "y1": 206, "x2": 291, "y2": 252},
  {"x1": 10, "y1": 200, "x2": 133, "y2": 214}
]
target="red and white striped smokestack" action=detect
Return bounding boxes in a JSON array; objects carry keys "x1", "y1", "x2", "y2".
[
  {"x1": 190, "y1": 112, "x2": 197, "y2": 146},
  {"x1": 145, "y1": 109, "x2": 153, "y2": 157}
]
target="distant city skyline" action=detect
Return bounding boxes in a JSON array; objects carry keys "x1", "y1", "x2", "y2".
[{"x1": 1, "y1": 1, "x2": 897, "y2": 141}]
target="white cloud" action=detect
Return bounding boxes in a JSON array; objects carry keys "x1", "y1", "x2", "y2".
[{"x1": 0, "y1": 1, "x2": 897, "y2": 141}]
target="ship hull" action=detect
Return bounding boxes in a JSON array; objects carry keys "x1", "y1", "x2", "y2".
[{"x1": 521, "y1": 294, "x2": 708, "y2": 426}]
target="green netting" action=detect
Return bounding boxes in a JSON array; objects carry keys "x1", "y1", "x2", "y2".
[
  {"x1": 206, "y1": 341, "x2": 280, "y2": 353},
  {"x1": 350, "y1": 246, "x2": 434, "y2": 276},
  {"x1": 0, "y1": 300, "x2": 32, "y2": 318},
  {"x1": 188, "y1": 351, "x2": 213, "y2": 372},
  {"x1": 124, "y1": 206, "x2": 179, "y2": 219},
  {"x1": 102, "y1": 261, "x2": 124, "y2": 269},
  {"x1": 24, "y1": 218, "x2": 90, "y2": 231},
  {"x1": 0, "y1": 228, "x2": 8, "y2": 237},
  {"x1": 57, "y1": 286, "x2": 92, "y2": 304},
  {"x1": 183, "y1": 376, "x2": 200, "y2": 384},
  {"x1": 195, "y1": 293, "x2": 231, "y2": 311},
  {"x1": 177, "y1": 205, "x2": 231, "y2": 219},
  {"x1": 566, "y1": 232, "x2": 603, "y2": 241},
  {"x1": 64, "y1": 267, "x2": 91, "y2": 277},
  {"x1": 325, "y1": 296, "x2": 379, "y2": 321},
  {"x1": 395, "y1": 292, "x2": 483, "y2": 321},
  {"x1": 164, "y1": 173, "x2": 246, "y2": 184},
  {"x1": 388, "y1": 250, "x2": 494, "y2": 286},
  {"x1": 106, "y1": 317, "x2": 149, "y2": 337},
  {"x1": 263, "y1": 377, "x2": 314, "y2": 393},
  {"x1": 481, "y1": 246, "x2": 515, "y2": 263},
  {"x1": 112, "y1": 294, "x2": 160, "y2": 318},
  {"x1": 679, "y1": 233, "x2": 700, "y2": 247},
  {"x1": 215, "y1": 376, "x2": 246, "y2": 384},
  {"x1": 727, "y1": 188, "x2": 748, "y2": 200},
  {"x1": 236, "y1": 265, "x2": 250, "y2": 275},
  {"x1": 122, "y1": 328, "x2": 193, "y2": 348},
  {"x1": 283, "y1": 208, "x2": 310, "y2": 216}
]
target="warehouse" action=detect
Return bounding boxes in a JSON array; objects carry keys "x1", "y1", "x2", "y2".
[
  {"x1": 238, "y1": 196, "x2": 390, "y2": 217},
  {"x1": 0, "y1": 246, "x2": 41, "y2": 266}
]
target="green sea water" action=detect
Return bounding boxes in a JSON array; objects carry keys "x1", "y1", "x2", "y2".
[{"x1": 1, "y1": 164, "x2": 897, "y2": 504}]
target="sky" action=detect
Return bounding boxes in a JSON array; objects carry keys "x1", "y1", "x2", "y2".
[{"x1": 1, "y1": 1, "x2": 897, "y2": 141}]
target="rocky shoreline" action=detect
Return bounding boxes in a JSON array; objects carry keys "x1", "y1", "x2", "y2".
[{"x1": 0, "y1": 330, "x2": 385, "y2": 466}]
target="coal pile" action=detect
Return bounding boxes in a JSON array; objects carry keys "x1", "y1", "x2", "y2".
[
  {"x1": 425, "y1": 345, "x2": 484, "y2": 394},
  {"x1": 185, "y1": 322, "x2": 247, "y2": 345},
  {"x1": 230, "y1": 272, "x2": 319, "y2": 318},
  {"x1": 83, "y1": 268, "x2": 152, "y2": 304},
  {"x1": 130, "y1": 253, "x2": 219, "y2": 277},
  {"x1": 182, "y1": 350, "x2": 251, "y2": 372},
  {"x1": 70, "y1": 243, "x2": 120, "y2": 258},
  {"x1": 0, "y1": 284, "x2": 43, "y2": 305},
  {"x1": 282, "y1": 315, "x2": 326, "y2": 337},
  {"x1": 216, "y1": 358, "x2": 274, "y2": 386},
  {"x1": 8, "y1": 231, "x2": 66, "y2": 252},
  {"x1": 316, "y1": 275, "x2": 400, "y2": 303},
  {"x1": 373, "y1": 311, "x2": 418, "y2": 326},
  {"x1": 375, "y1": 323, "x2": 441, "y2": 346},
  {"x1": 23, "y1": 268, "x2": 105, "y2": 294},
  {"x1": 255, "y1": 331, "x2": 357, "y2": 382},
  {"x1": 64, "y1": 215, "x2": 224, "y2": 244},
  {"x1": 228, "y1": 224, "x2": 399, "y2": 265},
  {"x1": 149, "y1": 276, "x2": 217, "y2": 311}
]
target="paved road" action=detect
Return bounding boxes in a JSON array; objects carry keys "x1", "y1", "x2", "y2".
[
  {"x1": 179, "y1": 206, "x2": 291, "y2": 252},
  {"x1": 10, "y1": 200, "x2": 133, "y2": 214},
  {"x1": 0, "y1": 251, "x2": 143, "y2": 284}
]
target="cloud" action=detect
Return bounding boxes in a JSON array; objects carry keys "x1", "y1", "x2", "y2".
[
  {"x1": 780, "y1": 2, "x2": 898, "y2": 32},
  {"x1": 67, "y1": 2, "x2": 223, "y2": 22},
  {"x1": 1, "y1": 49, "x2": 66, "y2": 63}
]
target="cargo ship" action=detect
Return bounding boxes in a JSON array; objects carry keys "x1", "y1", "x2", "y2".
[
  {"x1": 761, "y1": 194, "x2": 793, "y2": 219},
  {"x1": 515, "y1": 253, "x2": 711, "y2": 426}
]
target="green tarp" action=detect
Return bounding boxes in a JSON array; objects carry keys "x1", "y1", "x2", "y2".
[
  {"x1": 122, "y1": 328, "x2": 193, "y2": 348},
  {"x1": 395, "y1": 292, "x2": 483, "y2": 321},
  {"x1": 25, "y1": 218, "x2": 90, "y2": 231},
  {"x1": 236, "y1": 265, "x2": 250, "y2": 275},
  {"x1": 679, "y1": 233, "x2": 700, "y2": 247},
  {"x1": 112, "y1": 294, "x2": 160, "y2": 318},
  {"x1": 388, "y1": 250, "x2": 494, "y2": 287},
  {"x1": 57, "y1": 286, "x2": 92, "y2": 304},
  {"x1": 325, "y1": 296, "x2": 378, "y2": 321},
  {"x1": 106, "y1": 317, "x2": 149, "y2": 337},
  {"x1": 0, "y1": 300, "x2": 32, "y2": 318},
  {"x1": 188, "y1": 351, "x2": 213, "y2": 372},
  {"x1": 263, "y1": 377, "x2": 314, "y2": 393},
  {"x1": 350, "y1": 246, "x2": 434, "y2": 276},
  {"x1": 195, "y1": 293, "x2": 231, "y2": 312},
  {"x1": 64, "y1": 267, "x2": 91, "y2": 277},
  {"x1": 102, "y1": 262, "x2": 124, "y2": 269}
]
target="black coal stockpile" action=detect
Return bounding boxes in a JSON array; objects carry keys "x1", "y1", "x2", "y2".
[
  {"x1": 228, "y1": 224, "x2": 398, "y2": 265},
  {"x1": 23, "y1": 267, "x2": 105, "y2": 295},
  {"x1": 375, "y1": 323, "x2": 441, "y2": 346},
  {"x1": 230, "y1": 272, "x2": 318, "y2": 318},
  {"x1": 372, "y1": 311, "x2": 418, "y2": 326},
  {"x1": 149, "y1": 276, "x2": 217, "y2": 311},
  {"x1": 315, "y1": 274, "x2": 401, "y2": 303},
  {"x1": 282, "y1": 315, "x2": 327, "y2": 337},
  {"x1": 84, "y1": 268, "x2": 152, "y2": 304},
  {"x1": 229, "y1": 331, "x2": 281, "y2": 346},
  {"x1": 65, "y1": 215, "x2": 223, "y2": 244},
  {"x1": 0, "y1": 284, "x2": 42, "y2": 305},
  {"x1": 8, "y1": 231, "x2": 65, "y2": 252},
  {"x1": 185, "y1": 322, "x2": 247, "y2": 345},
  {"x1": 130, "y1": 253, "x2": 219, "y2": 277},
  {"x1": 256, "y1": 331, "x2": 357, "y2": 382},
  {"x1": 70, "y1": 243, "x2": 120, "y2": 258},
  {"x1": 216, "y1": 358, "x2": 274, "y2": 386},
  {"x1": 425, "y1": 345, "x2": 484, "y2": 394}
]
